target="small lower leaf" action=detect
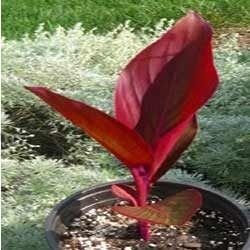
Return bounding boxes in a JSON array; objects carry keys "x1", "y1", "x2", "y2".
[
  {"x1": 112, "y1": 184, "x2": 138, "y2": 205},
  {"x1": 112, "y1": 204, "x2": 167, "y2": 225},
  {"x1": 112, "y1": 189, "x2": 202, "y2": 225},
  {"x1": 154, "y1": 189, "x2": 202, "y2": 225}
]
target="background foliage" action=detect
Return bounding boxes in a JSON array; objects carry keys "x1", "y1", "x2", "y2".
[{"x1": 2, "y1": 0, "x2": 250, "y2": 40}]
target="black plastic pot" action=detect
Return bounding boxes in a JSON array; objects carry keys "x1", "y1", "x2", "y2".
[{"x1": 45, "y1": 180, "x2": 250, "y2": 250}]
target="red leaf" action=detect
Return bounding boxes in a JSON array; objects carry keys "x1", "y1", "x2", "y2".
[
  {"x1": 115, "y1": 12, "x2": 218, "y2": 144},
  {"x1": 112, "y1": 184, "x2": 138, "y2": 206},
  {"x1": 153, "y1": 189, "x2": 202, "y2": 225},
  {"x1": 25, "y1": 86, "x2": 153, "y2": 167},
  {"x1": 112, "y1": 204, "x2": 166, "y2": 225},
  {"x1": 149, "y1": 116, "x2": 198, "y2": 183},
  {"x1": 112, "y1": 189, "x2": 202, "y2": 225}
]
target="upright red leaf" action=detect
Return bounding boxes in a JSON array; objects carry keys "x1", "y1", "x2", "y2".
[
  {"x1": 149, "y1": 115, "x2": 198, "y2": 183},
  {"x1": 112, "y1": 189, "x2": 202, "y2": 225},
  {"x1": 136, "y1": 43, "x2": 217, "y2": 143},
  {"x1": 25, "y1": 86, "x2": 153, "y2": 167},
  {"x1": 115, "y1": 12, "x2": 218, "y2": 144}
]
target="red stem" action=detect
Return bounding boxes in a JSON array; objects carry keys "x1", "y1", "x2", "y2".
[{"x1": 131, "y1": 166, "x2": 151, "y2": 241}]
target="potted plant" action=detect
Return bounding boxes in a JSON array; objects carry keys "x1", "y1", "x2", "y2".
[{"x1": 26, "y1": 12, "x2": 250, "y2": 250}]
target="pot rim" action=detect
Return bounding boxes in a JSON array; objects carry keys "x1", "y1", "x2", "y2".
[{"x1": 45, "y1": 180, "x2": 250, "y2": 249}]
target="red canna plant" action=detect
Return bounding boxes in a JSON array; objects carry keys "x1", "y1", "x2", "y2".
[{"x1": 25, "y1": 12, "x2": 219, "y2": 241}]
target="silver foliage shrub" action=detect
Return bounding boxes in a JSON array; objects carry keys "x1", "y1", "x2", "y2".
[
  {"x1": 183, "y1": 115, "x2": 250, "y2": 198},
  {"x1": 209, "y1": 34, "x2": 250, "y2": 115},
  {"x1": 1, "y1": 156, "x2": 120, "y2": 250},
  {"x1": 1, "y1": 111, "x2": 38, "y2": 160}
]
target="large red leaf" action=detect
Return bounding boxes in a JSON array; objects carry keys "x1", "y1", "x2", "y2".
[
  {"x1": 112, "y1": 189, "x2": 202, "y2": 225},
  {"x1": 25, "y1": 86, "x2": 153, "y2": 167},
  {"x1": 115, "y1": 12, "x2": 218, "y2": 144},
  {"x1": 112, "y1": 184, "x2": 138, "y2": 205},
  {"x1": 149, "y1": 115, "x2": 198, "y2": 183}
]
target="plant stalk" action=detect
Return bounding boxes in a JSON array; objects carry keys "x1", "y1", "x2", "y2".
[{"x1": 131, "y1": 166, "x2": 151, "y2": 241}]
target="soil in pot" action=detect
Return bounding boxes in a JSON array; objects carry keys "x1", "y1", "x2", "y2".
[{"x1": 59, "y1": 200, "x2": 247, "y2": 250}]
